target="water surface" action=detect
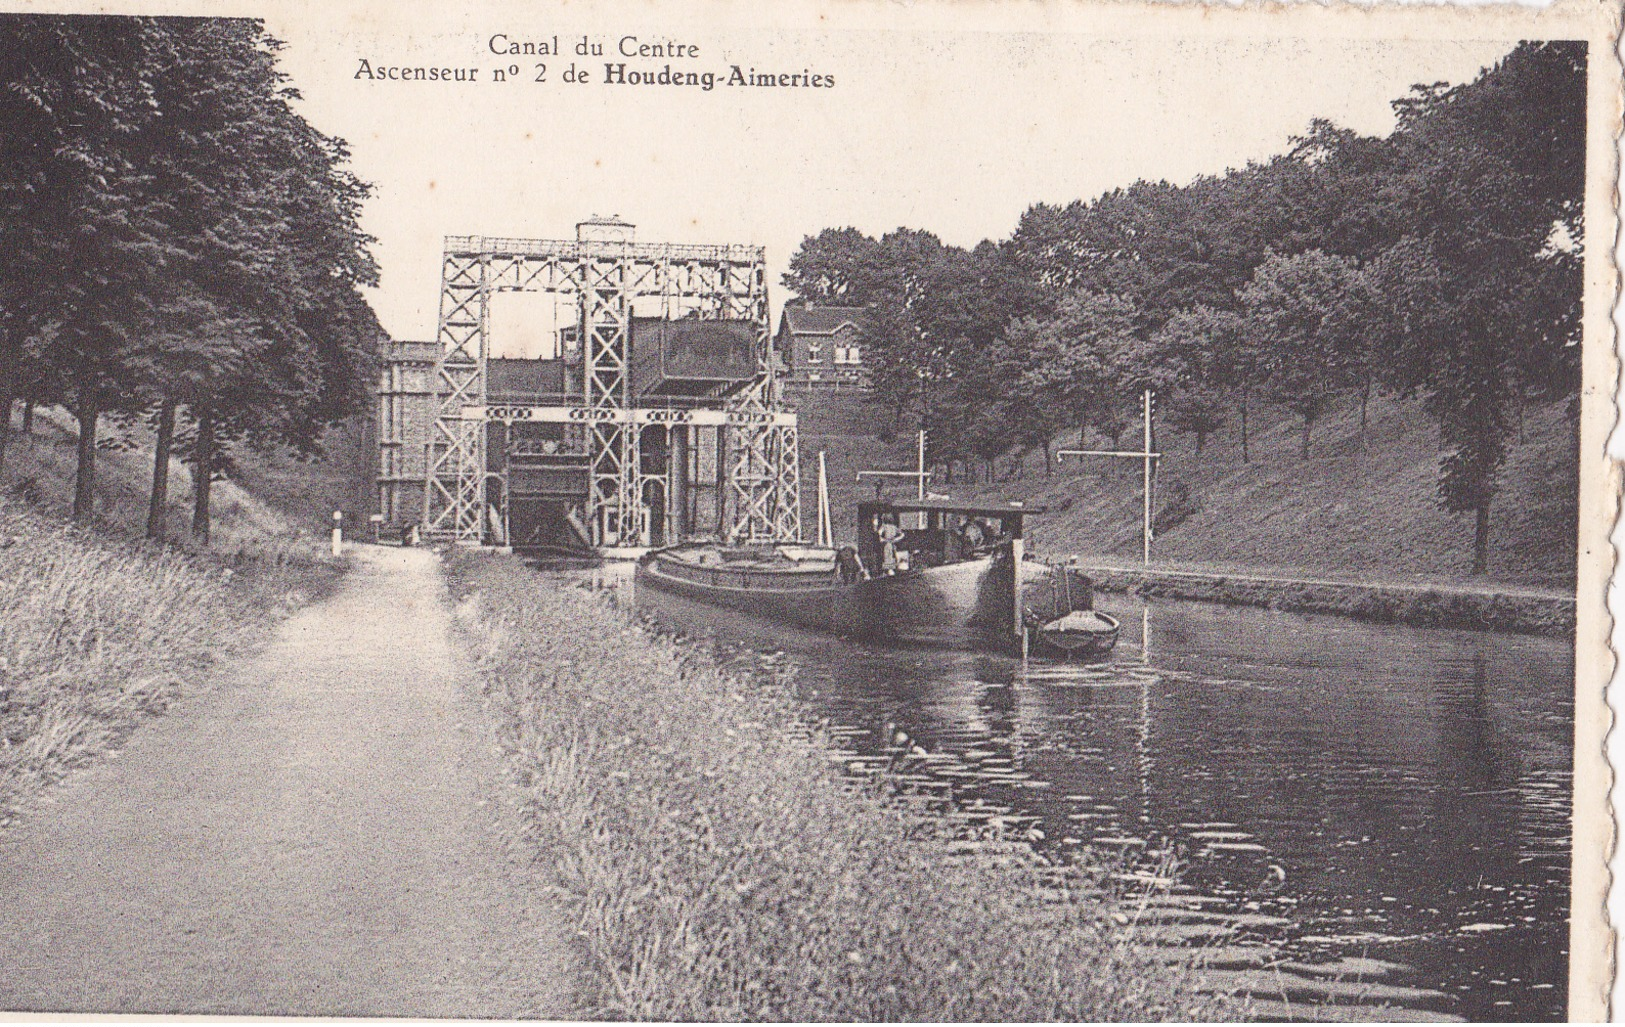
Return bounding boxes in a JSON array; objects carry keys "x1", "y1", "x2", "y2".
[{"x1": 603, "y1": 567, "x2": 1572, "y2": 1021}]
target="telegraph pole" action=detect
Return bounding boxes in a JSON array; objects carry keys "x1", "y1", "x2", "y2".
[
  {"x1": 857, "y1": 429, "x2": 933, "y2": 501},
  {"x1": 1057, "y1": 388, "x2": 1159, "y2": 566},
  {"x1": 1142, "y1": 389, "x2": 1153, "y2": 564},
  {"x1": 917, "y1": 429, "x2": 927, "y2": 500}
]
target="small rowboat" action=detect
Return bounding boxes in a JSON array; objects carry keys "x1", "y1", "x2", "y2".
[{"x1": 1031, "y1": 609, "x2": 1121, "y2": 657}]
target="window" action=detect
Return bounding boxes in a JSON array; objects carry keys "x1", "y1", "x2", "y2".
[
  {"x1": 806, "y1": 342, "x2": 824, "y2": 363},
  {"x1": 834, "y1": 345, "x2": 861, "y2": 365}
]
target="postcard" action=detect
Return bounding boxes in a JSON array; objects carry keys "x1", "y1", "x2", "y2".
[{"x1": 0, "y1": 0, "x2": 1615, "y2": 1021}]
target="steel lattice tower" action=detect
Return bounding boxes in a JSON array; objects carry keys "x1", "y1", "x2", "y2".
[{"x1": 423, "y1": 226, "x2": 800, "y2": 548}]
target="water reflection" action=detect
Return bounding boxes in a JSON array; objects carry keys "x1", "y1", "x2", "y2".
[{"x1": 593, "y1": 564, "x2": 1572, "y2": 1022}]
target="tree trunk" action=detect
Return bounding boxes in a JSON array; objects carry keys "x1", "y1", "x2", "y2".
[
  {"x1": 1359, "y1": 381, "x2": 1371, "y2": 444},
  {"x1": 73, "y1": 389, "x2": 98, "y2": 523},
  {"x1": 0, "y1": 330, "x2": 18, "y2": 476},
  {"x1": 1194, "y1": 430, "x2": 1206, "y2": 457},
  {"x1": 1472, "y1": 502, "x2": 1490, "y2": 576},
  {"x1": 21, "y1": 399, "x2": 32, "y2": 434},
  {"x1": 1042, "y1": 445, "x2": 1052, "y2": 476},
  {"x1": 147, "y1": 399, "x2": 176, "y2": 540},
  {"x1": 1239, "y1": 396, "x2": 1250, "y2": 464},
  {"x1": 191, "y1": 409, "x2": 214, "y2": 545},
  {"x1": 1300, "y1": 417, "x2": 1312, "y2": 460},
  {"x1": 0, "y1": 382, "x2": 13, "y2": 479}
]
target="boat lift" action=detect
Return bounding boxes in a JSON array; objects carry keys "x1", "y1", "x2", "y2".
[{"x1": 421, "y1": 219, "x2": 801, "y2": 552}]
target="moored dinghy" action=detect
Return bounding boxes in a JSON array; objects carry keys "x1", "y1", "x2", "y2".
[{"x1": 1031, "y1": 608, "x2": 1121, "y2": 657}]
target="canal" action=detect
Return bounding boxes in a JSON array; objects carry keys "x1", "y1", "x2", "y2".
[{"x1": 600, "y1": 567, "x2": 1572, "y2": 1022}]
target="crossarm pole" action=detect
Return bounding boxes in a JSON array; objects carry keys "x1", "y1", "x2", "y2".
[
  {"x1": 855, "y1": 468, "x2": 935, "y2": 501},
  {"x1": 1054, "y1": 388, "x2": 1159, "y2": 565}
]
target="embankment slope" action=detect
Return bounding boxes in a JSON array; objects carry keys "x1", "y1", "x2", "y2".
[{"x1": 791, "y1": 386, "x2": 1577, "y2": 592}]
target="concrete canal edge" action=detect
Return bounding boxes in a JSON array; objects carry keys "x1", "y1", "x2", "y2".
[{"x1": 1079, "y1": 564, "x2": 1574, "y2": 638}]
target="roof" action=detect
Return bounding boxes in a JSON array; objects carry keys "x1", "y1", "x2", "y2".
[
  {"x1": 857, "y1": 497, "x2": 1045, "y2": 517},
  {"x1": 381, "y1": 340, "x2": 442, "y2": 364},
  {"x1": 781, "y1": 305, "x2": 868, "y2": 336}
]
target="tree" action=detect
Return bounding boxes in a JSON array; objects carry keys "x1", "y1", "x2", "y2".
[
  {"x1": 0, "y1": 17, "x2": 177, "y2": 518},
  {"x1": 1013, "y1": 291, "x2": 1156, "y2": 453},
  {"x1": 1239, "y1": 250, "x2": 1363, "y2": 459},
  {"x1": 781, "y1": 227, "x2": 887, "y2": 304},
  {"x1": 14, "y1": 18, "x2": 384, "y2": 543},
  {"x1": 1152, "y1": 307, "x2": 1239, "y2": 458},
  {"x1": 1347, "y1": 42, "x2": 1585, "y2": 574}
]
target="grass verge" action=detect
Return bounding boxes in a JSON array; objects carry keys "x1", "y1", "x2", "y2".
[
  {"x1": 446, "y1": 551, "x2": 1241, "y2": 1021},
  {"x1": 0, "y1": 496, "x2": 342, "y2": 824}
]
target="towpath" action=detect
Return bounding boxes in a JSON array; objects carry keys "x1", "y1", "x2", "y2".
[{"x1": 0, "y1": 546, "x2": 573, "y2": 1017}]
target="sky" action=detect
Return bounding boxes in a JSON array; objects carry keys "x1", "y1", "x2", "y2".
[{"x1": 257, "y1": 2, "x2": 1518, "y2": 349}]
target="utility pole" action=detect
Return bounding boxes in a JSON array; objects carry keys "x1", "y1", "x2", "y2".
[
  {"x1": 816, "y1": 450, "x2": 833, "y2": 548},
  {"x1": 1057, "y1": 387, "x2": 1159, "y2": 566},
  {"x1": 857, "y1": 430, "x2": 934, "y2": 502},
  {"x1": 1142, "y1": 389, "x2": 1153, "y2": 565},
  {"x1": 917, "y1": 429, "x2": 927, "y2": 500}
]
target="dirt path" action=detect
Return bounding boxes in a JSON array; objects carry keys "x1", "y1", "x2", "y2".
[{"x1": 0, "y1": 545, "x2": 573, "y2": 1017}]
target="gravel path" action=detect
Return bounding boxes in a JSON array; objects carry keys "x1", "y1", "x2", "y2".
[{"x1": 0, "y1": 545, "x2": 573, "y2": 1017}]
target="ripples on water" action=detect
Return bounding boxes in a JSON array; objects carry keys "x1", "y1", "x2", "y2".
[{"x1": 590, "y1": 566, "x2": 1572, "y2": 1022}]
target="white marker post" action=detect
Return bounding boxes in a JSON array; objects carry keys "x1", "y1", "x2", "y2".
[
  {"x1": 369, "y1": 512, "x2": 383, "y2": 544},
  {"x1": 331, "y1": 510, "x2": 343, "y2": 557}
]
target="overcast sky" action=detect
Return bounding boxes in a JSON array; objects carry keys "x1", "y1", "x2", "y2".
[{"x1": 259, "y1": 3, "x2": 1516, "y2": 348}]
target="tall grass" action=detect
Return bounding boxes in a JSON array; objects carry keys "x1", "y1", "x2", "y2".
[
  {"x1": 0, "y1": 498, "x2": 339, "y2": 822},
  {"x1": 4, "y1": 404, "x2": 340, "y2": 551},
  {"x1": 448, "y1": 553, "x2": 1240, "y2": 1021}
]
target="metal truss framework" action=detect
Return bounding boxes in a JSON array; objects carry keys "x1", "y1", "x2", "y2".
[{"x1": 426, "y1": 235, "x2": 801, "y2": 547}]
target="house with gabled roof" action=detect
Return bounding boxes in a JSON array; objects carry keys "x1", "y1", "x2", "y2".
[{"x1": 774, "y1": 303, "x2": 870, "y2": 388}]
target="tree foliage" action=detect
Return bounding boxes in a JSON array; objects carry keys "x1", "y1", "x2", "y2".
[
  {"x1": 782, "y1": 41, "x2": 1585, "y2": 571},
  {"x1": 0, "y1": 15, "x2": 380, "y2": 540}
]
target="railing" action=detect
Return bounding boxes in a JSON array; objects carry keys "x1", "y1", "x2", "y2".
[
  {"x1": 484, "y1": 391, "x2": 749, "y2": 411},
  {"x1": 445, "y1": 235, "x2": 764, "y2": 263}
]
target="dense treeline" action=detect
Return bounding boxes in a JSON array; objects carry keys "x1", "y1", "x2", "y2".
[
  {"x1": 783, "y1": 42, "x2": 1583, "y2": 573},
  {"x1": 0, "y1": 16, "x2": 380, "y2": 543}
]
